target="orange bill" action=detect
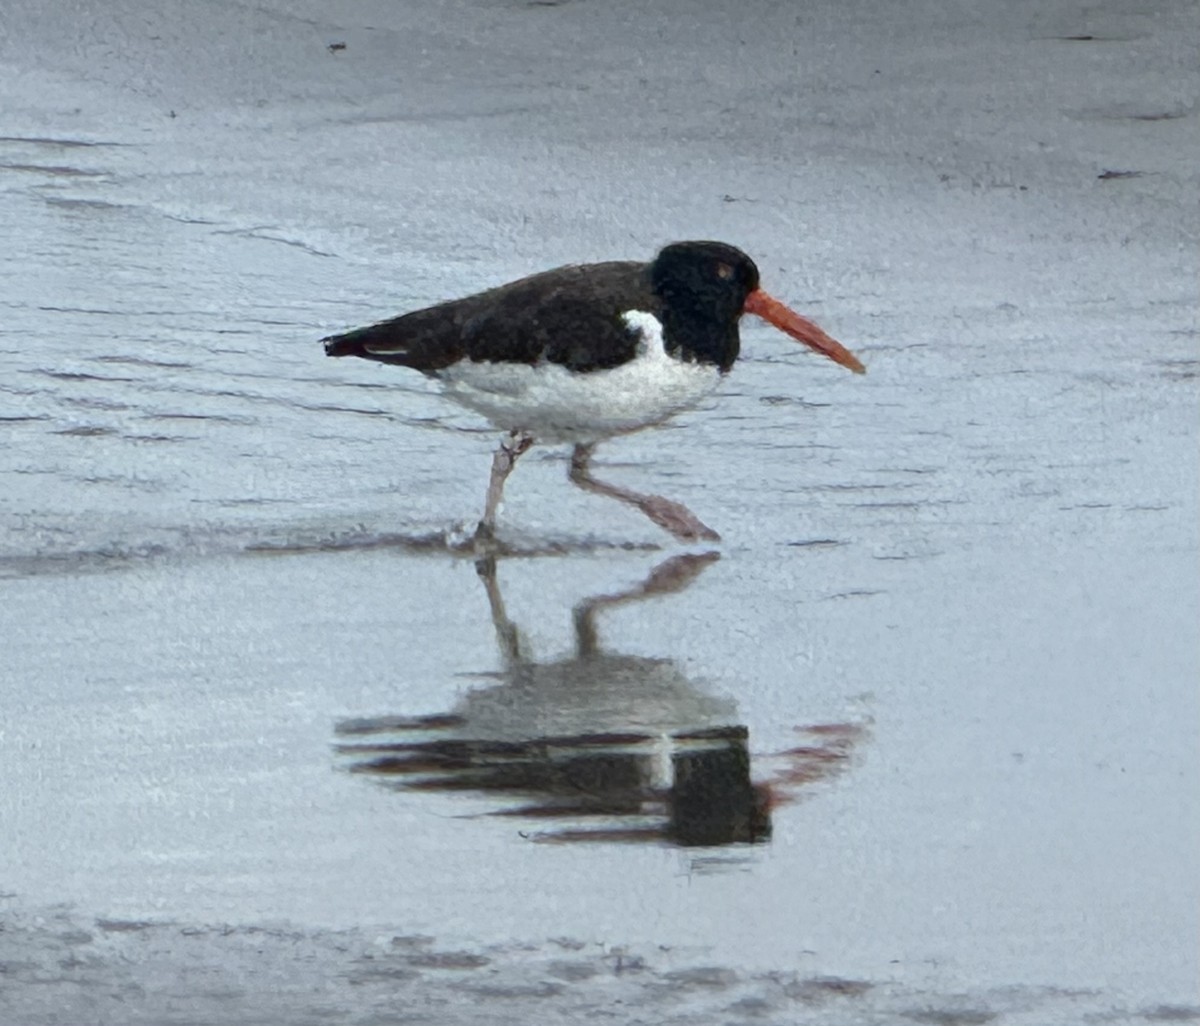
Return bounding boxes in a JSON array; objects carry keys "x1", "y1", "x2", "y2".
[{"x1": 743, "y1": 288, "x2": 866, "y2": 374}]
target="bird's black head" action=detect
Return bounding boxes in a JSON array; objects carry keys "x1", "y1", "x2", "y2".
[
  {"x1": 648, "y1": 241, "x2": 761, "y2": 370},
  {"x1": 651, "y1": 241, "x2": 760, "y2": 310}
]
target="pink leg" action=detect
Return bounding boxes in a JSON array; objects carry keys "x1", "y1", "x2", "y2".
[
  {"x1": 568, "y1": 443, "x2": 720, "y2": 542},
  {"x1": 476, "y1": 431, "x2": 534, "y2": 539}
]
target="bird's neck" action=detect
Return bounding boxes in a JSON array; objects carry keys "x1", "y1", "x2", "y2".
[{"x1": 660, "y1": 307, "x2": 740, "y2": 371}]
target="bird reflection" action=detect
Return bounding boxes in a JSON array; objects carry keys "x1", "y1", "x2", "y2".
[{"x1": 335, "y1": 553, "x2": 865, "y2": 847}]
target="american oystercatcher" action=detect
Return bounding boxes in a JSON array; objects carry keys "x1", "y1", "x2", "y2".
[{"x1": 323, "y1": 241, "x2": 864, "y2": 542}]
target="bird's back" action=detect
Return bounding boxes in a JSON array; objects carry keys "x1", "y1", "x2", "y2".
[{"x1": 323, "y1": 260, "x2": 656, "y2": 374}]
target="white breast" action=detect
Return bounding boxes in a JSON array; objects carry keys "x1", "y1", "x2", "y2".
[{"x1": 437, "y1": 310, "x2": 722, "y2": 444}]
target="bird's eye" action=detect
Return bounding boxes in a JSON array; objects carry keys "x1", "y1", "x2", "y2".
[{"x1": 715, "y1": 262, "x2": 734, "y2": 281}]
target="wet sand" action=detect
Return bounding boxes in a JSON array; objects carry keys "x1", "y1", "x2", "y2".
[{"x1": 1, "y1": 0, "x2": 1197, "y2": 1022}]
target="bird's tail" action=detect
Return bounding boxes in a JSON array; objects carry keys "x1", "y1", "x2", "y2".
[
  {"x1": 321, "y1": 304, "x2": 464, "y2": 370},
  {"x1": 323, "y1": 323, "x2": 392, "y2": 359}
]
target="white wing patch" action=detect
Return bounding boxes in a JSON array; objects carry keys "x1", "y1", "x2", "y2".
[
  {"x1": 437, "y1": 310, "x2": 722, "y2": 443},
  {"x1": 622, "y1": 310, "x2": 666, "y2": 355}
]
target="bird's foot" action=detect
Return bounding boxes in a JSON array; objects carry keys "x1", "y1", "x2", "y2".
[{"x1": 637, "y1": 496, "x2": 721, "y2": 543}]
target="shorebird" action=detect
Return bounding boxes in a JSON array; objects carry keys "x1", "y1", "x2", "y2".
[{"x1": 323, "y1": 240, "x2": 864, "y2": 542}]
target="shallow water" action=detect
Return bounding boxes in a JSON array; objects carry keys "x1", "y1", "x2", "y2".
[{"x1": 2, "y1": 0, "x2": 1198, "y2": 1022}]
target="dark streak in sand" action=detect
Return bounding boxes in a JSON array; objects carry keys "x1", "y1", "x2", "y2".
[
  {"x1": 55, "y1": 425, "x2": 116, "y2": 436},
  {"x1": 1143, "y1": 1006, "x2": 1200, "y2": 1022},
  {"x1": 95, "y1": 354, "x2": 195, "y2": 370},
  {"x1": 0, "y1": 135, "x2": 121, "y2": 147},
  {"x1": 37, "y1": 369, "x2": 137, "y2": 383},
  {"x1": 1127, "y1": 111, "x2": 1188, "y2": 121},
  {"x1": 0, "y1": 162, "x2": 105, "y2": 176},
  {"x1": 905, "y1": 1010, "x2": 996, "y2": 1026},
  {"x1": 143, "y1": 412, "x2": 258, "y2": 424},
  {"x1": 95, "y1": 918, "x2": 159, "y2": 933}
]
